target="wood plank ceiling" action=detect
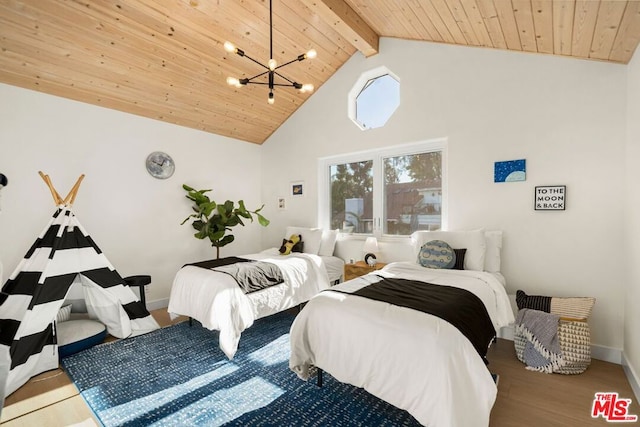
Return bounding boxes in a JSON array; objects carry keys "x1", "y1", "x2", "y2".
[{"x1": 1, "y1": 0, "x2": 639, "y2": 144}]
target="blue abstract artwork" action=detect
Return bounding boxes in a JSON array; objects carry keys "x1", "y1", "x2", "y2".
[{"x1": 494, "y1": 159, "x2": 526, "y2": 183}]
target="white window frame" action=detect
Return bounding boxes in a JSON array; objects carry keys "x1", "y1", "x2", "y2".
[
  {"x1": 348, "y1": 66, "x2": 400, "y2": 131},
  {"x1": 318, "y1": 138, "x2": 448, "y2": 240}
]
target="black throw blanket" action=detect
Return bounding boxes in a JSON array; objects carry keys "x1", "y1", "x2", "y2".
[
  {"x1": 185, "y1": 257, "x2": 284, "y2": 294},
  {"x1": 332, "y1": 276, "x2": 496, "y2": 360},
  {"x1": 186, "y1": 257, "x2": 253, "y2": 270}
]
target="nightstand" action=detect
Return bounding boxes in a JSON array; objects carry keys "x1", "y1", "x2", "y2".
[{"x1": 344, "y1": 261, "x2": 386, "y2": 281}]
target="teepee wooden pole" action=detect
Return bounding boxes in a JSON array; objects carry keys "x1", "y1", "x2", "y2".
[
  {"x1": 38, "y1": 171, "x2": 63, "y2": 205},
  {"x1": 63, "y1": 174, "x2": 85, "y2": 206}
]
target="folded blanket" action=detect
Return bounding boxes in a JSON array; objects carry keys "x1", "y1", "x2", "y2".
[
  {"x1": 213, "y1": 261, "x2": 283, "y2": 294},
  {"x1": 515, "y1": 308, "x2": 565, "y2": 373},
  {"x1": 186, "y1": 257, "x2": 284, "y2": 294}
]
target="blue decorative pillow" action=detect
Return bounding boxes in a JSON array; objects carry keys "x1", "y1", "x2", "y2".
[{"x1": 418, "y1": 240, "x2": 456, "y2": 269}]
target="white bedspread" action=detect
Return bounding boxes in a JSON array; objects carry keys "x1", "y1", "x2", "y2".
[
  {"x1": 168, "y1": 252, "x2": 330, "y2": 359},
  {"x1": 289, "y1": 262, "x2": 515, "y2": 427}
]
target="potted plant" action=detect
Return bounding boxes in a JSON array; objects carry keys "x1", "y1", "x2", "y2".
[{"x1": 181, "y1": 184, "x2": 269, "y2": 259}]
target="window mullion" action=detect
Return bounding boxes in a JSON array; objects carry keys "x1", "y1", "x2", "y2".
[{"x1": 372, "y1": 154, "x2": 384, "y2": 238}]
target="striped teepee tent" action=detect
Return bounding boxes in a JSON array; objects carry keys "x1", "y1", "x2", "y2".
[{"x1": 0, "y1": 172, "x2": 159, "y2": 396}]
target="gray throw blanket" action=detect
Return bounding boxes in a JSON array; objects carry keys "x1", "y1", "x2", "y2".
[
  {"x1": 515, "y1": 308, "x2": 565, "y2": 373},
  {"x1": 213, "y1": 261, "x2": 283, "y2": 294}
]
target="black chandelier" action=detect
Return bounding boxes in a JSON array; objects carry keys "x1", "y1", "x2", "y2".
[{"x1": 224, "y1": 0, "x2": 316, "y2": 105}]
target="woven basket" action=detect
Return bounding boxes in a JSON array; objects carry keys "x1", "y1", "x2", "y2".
[
  {"x1": 514, "y1": 317, "x2": 591, "y2": 375},
  {"x1": 555, "y1": 319, "x2": 591, "y2": 374}
]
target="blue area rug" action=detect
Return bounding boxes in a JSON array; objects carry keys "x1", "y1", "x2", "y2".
[{"x1": 61, "y1": 311, "x2": 420, "y2": 426}]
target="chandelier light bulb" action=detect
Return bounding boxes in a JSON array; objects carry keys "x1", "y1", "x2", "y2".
[
  {"x1": 305, "y1": 49, "x2": 317, "y2": 59},
  {"x1": 268, "y1": 92, "x2": 275, "y2": 105},
  {"x1": 226, "y1": 77, "x2": 241, "y2": 87},
  {"x1": 300, "y1": 83, "x2": 314, "y2": 93},
  {"x1": 268, "y1": 58, "x2": 277, "y2": 71},
  {"x1": 224, "y1": 41, "x2": 236, "y2": 53}
]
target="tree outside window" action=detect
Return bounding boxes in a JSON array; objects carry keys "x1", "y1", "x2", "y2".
[
  {"x1": 325, "y1": 141, "x2": 444, "y2": 236},
  {"x1": 383, "y1": 152, "x2": 442, "y2": 235},
  {"x1": 330, "y1": 161, "x2": 373, "y2": 233}
]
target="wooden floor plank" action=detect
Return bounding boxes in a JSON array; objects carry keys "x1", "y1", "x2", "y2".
[
  {"x1": 1, "y1": 369, "x2": 76, "y2": 423},
  {"x1": 488, "y1": 338, "x2": 640, "y2": 426},
  {"x1": 1, "y1": 395, "x2": 97, "y2": 427}
]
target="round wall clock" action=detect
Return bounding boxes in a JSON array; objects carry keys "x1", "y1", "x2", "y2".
[{"x1": 145, "y1": 151, "x2": 175, "y2": 179}]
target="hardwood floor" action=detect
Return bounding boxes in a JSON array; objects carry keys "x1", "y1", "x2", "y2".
[
  {"x1": 488, "y1": 339, "x2": 639, "y2": 426},
  {"x1": 1, "y1": 309, "x2": 638, "y2": 426}
]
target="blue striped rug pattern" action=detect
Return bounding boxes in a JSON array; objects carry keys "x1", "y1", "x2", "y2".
[{"x1": 61, "y1": 311, "x2": 421, "y2": 426}]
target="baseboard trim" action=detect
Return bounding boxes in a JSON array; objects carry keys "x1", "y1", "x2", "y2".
[
  {"x1": 498, "y1": 325, "x2": 514, "y2": 341},
  {"x1": 147, "y1": 298, "x2": 169, "y2": 312},
  {"x1": 622, "y1": 352, "x2": 640, "y2": 403},
  {"x1": 497, "y1": 325, "x2": 622, "y2": 364}
]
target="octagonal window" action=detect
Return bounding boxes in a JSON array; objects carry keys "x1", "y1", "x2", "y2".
[{"x1": 349, "y1": 67, "x2": 400, "y2": 130}]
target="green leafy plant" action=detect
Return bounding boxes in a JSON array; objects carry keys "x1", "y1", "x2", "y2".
[{"x1": 181, "y1": 184, "x2": 269, "y2": 259}]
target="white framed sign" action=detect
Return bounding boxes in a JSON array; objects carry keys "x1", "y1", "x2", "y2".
[{"x1": 535, "y1": 185, "x2": 566, "y2": 211}]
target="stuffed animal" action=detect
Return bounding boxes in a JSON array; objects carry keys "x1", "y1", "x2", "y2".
[{"x1": 279, "y1": 234, "x2": 301, "y2": 255}]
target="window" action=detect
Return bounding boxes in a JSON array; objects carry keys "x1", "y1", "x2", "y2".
[
  {"x1": 329, "y1": 160, "x2": 373, "y2": 233},
  {"x1": 319, "y1": 139, "x2": 446, "y2": 237},
  {"x1": 348, "y1": 67, "x2": 400, "y2": 131}
]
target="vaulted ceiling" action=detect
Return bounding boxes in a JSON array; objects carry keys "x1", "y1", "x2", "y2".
[{"x1": 1, "y1": 0, "x2": 639, "y2": 144}]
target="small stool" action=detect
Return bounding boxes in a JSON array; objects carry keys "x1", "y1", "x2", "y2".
[{"x1": 124, "y1": 275, "x2": 151, "y2": 308}]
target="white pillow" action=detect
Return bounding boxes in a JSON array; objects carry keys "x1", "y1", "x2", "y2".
[
  {"x1": 411, "y1": 229, "x2": 486, "y2": 271},
  {"x1": 318, "y1": 229, "x2": 339, "y2": 256},
  {"x1": 56, "y1": 304, "x2": 72, "y2": 323},
  {"x1": 484, "y1": 230, "x2": 503, "y2": 273},
  {"x1": 285, "y1": 226, "x2": 323, "y2": 255}
]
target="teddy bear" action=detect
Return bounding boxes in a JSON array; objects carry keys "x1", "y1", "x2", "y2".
[{"x1": 279, "y1": 234, "x2": 302, "y2": 255}]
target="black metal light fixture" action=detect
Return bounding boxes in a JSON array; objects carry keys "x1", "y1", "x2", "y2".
[{"x1": 224, "y1": 0, "x2": 316, "y2": 105}]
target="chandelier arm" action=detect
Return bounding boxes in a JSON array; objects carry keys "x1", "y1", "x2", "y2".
[
  {"x1": 242, "y1": 80, "x2": 297, "y2": 88},
  {"x1": 244, "y1": 70, "x2": 270, "y2": 82},
  {"x1": 275, "y1": 57, "x2": 304, "y2": 70},
  {"x1": 243, "y1": 82, "x2": 297, "y2": 88},
  {"x1": 273, "y1": 71, "x2": 297, "y2": 85},
  {"x1": 238, "y1": 53, "x2": 270, "y2": 71}
]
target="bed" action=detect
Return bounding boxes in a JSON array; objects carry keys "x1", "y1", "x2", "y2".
[
  {"x1": 168, "y1": 227, "x2": 343, "y2": 359},
  {"x1": 289, "y1": 229, "x2": 515, "y2": 427}
]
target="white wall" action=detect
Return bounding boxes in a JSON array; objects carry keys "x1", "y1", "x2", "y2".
[
  {"x1": 0, "y1": 38, "x2": 632, "y2": 362},
  {"x1": 624, "y1": 50, "x2": 640, "y2": 396},
  {"x1": 0, "y1": 83, "x2": 263, "y2": 307},
  {"x1": 262, "y1": 38, "x2": 627, "y2": 354}
]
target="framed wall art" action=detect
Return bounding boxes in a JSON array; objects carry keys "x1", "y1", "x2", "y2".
[
  {"x1": 535, "y1": 185, "x2": 566, "y2": 211},
  {"x1": 494, "y1": 159, "x2": 526, "y2": 183},
  {"x1": 291, "y1": 181, "x2": 304, "y2": 197}
]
